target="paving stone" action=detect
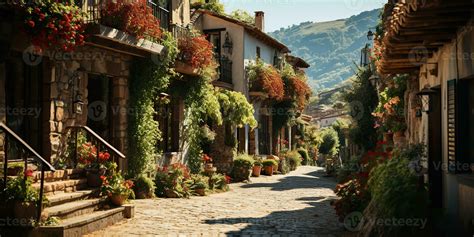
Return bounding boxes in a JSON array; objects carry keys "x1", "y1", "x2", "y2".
[{"x1": 84, "y1": 166, "x2": 347, "y2": 237}]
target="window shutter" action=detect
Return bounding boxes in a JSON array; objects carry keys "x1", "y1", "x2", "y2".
[{"x1": 447, "y1": 80, "x2": 457, "y2": 173}]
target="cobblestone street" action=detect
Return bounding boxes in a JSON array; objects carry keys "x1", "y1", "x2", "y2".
[{"x1": 85, "y1": 166, "x2": 346, "y2": 237}]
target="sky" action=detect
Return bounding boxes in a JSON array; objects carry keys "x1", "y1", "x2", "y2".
[{"x1": 222, "y1": 0, "x2": 387, "y2": 32}]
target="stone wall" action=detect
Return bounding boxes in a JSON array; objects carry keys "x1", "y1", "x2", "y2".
[
  {"x1": 210, "y1": 124, "x2": 236, "y2": 174},
  {"x1": 46, "y1": 45, "x2": 131, "y2": 169}
]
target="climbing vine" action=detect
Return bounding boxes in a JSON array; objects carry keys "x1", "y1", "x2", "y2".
[
  {"x1": 128, "y1": 32, "x2": 178, "y2": 177},
  {"x1": 181, "y1": 67, "x2": 222, "y2": 173}
]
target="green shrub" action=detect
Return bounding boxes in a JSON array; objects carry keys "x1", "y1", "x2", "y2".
[
  {"x1": 154, "y1": 163, "x2": 191, "y2": 198},
  {"x1": 336, "y1": 156, "x2": 361, "y2": 183},
  {"x1": 189, "y1": 174, "x2": 209, "y2": 190},
  {"x1": 133, "y1": 175, "x2": 155, "y2": 199},
  {"x1": 232, "y1": 153, "x2": 255, "y2": 182},
  {"x1": 262, "y1": 159, "x2": 278, "y2": 167},
  {"x1": 209, "y1": 173, "x2": 230, "y2": 191},
  {"x1": 253, "y1": 157, "x2": 262, "y2": 167},
  {"x1": 365, "y1": 146, "x2": 428, "y2": 235},
  {"x1": 287, "y1": 151, "x2": 302, "y2": 171},
  {"x1": 297, "y1": 148, "x2": 310, "y2": 165},
  {"x1": 279, "y1": 158, "x2": 290, "y2": 174}
]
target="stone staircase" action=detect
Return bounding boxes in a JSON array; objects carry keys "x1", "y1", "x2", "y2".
[{"x1": 29, "y1": 169, "x2": 134, "y2": 237}]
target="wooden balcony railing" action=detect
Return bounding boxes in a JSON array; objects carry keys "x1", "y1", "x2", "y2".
[
  {"x1": 170, "y1": 24, "x2": 193, "y2": 39},
  {"x1": 0, "y1": 122, "x2": 55, "y2": 223},
  {"x1": 147, "y1": 0, "x2": 170, "y2": 30}
]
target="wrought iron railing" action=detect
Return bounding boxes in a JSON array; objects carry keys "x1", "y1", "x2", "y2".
[
  {"x1": 64, "y1": 126, "x2": 126, "y2": 169},
  {"x1": 0, "y1": 122, "x2": 55, "y2": 223},
  {"x1": 219, "y1": 57, "x2": 233, "y2": 84},
  {"x1": 170, "y1": 24, "x2": 193, "y2": 39},
  {"x1": 77, "y1": 0, "x2": 170, "y2": 29}
]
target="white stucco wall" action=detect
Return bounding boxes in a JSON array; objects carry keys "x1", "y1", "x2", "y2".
[
  {"x1": 197, "y1": 15, "x2": 246, "y2": 94},
  {"x1": 414, "y1": 21, "x2": 474, "y2": 229}
]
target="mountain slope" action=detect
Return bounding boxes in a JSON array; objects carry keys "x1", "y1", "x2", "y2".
[{"x1": 270, "y1": 8, "x2": 381, "y2": 93}]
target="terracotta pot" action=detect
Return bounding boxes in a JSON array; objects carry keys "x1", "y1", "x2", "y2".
[
  {"x1": 383, "y1": 132, "x2": 393, "y2": 143},
  {"x1": 165, "y1": 189, "x2": 178, "y2": 198},
  {"x1": 110, "y1": 194, "x2": 128, "y2": 206},
  {"x1": 394, "y1": 131, "x2": 405, "y2": 138},
  {"x1": 14, "y1": 201, "x2": 37, "y2": 220},
  {"x1": 195, "y1": 188, "x2": 206, "y2": 196},
  {"x1": 252, "y1": 165, "x2": 262, "y2": 177},
  {"x1": 86, "y1": 168, "x2": 106, "y2": 187},
  {"x1": 7, "y1": 167, "x2": 23, "y2": 176},
  {"x1": 264, "y1": 166, "x2": 273, "y2": 176}
]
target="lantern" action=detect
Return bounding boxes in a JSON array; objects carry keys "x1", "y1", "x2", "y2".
[
  {"x1": 416, "y1": 86, "x2": 437, "y2": 113},
  {"x1": 222, "y1": 32, "x2": 233, "y2": 56}
]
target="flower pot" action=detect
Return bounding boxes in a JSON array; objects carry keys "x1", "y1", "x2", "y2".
[
  {"x1": 165, "y1": 189, "x2": 178, "y2": 198},
  {"x1": 394, "y1": 131, "x2": 405, "y2": 138},
  {"x1": 7, "y1": 166, "x2": 24, "y2": 176},
  {"x1": 86, "y1": 169, "x2": 106, "y2": 187},
  {"x1": 252, "y1": 165, "x2": 262, "y2": 177},
  {"x1": 110, "y1": 194, "x2": 128, "y2": 206},
  {"x1": 383, "y1": 132, "x2": 393, "y2": 143},
  {"x1": 264, "y1": 166, "x2": 273, "y2": 176},
  {"x1": 195, "y1": 188, "x2": 206, "y2": 196},
  {"x1": 14, "y1": 201, "x2": 37, "y2": 220}
]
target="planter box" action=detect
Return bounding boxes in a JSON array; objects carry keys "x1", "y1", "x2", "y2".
[{"x1": 175, "y1": 61, "x2": 199, "y2": 76}]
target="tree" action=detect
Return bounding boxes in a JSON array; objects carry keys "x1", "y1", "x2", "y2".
[
  {"x1": 331, "y1": 118, "x2": 349, "y2": 147},
  {"x1": 319, "y1": 127, "x2": 340, "y2": 157},
  {"x1": 191, "y1": 0, "x2": 224, "y2": 14},
  {"x1": 342, "y1": 66, "x2": 378, "y2": 152},
  {"x1": 229, "y1": 9, "x2": 254, "y2": 24}
]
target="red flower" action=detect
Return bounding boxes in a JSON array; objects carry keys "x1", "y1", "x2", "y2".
[
  {"x1": 25, "y1": 169, "x2": 34, "y2": 178},
  {"x1": 225, "y1": 175, "x2": 231, "y2": 184},
  {"x1": 27, "y1": 20, "x2": 35, "y2": 28},
  {"x1": 39, "y1": 13, "x2": 46, "y2": 21}
]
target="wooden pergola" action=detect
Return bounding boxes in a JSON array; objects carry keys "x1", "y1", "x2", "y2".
[{"x1": 377, "y1": 0, "x2": 474, "y2": 74}]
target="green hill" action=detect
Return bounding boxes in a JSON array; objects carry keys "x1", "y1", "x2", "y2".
[{"x1": 270, "y1": 8, "x2": 381, "y2": 93}]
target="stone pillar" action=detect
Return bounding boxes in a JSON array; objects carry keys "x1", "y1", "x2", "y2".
[{"x1": 111, "y1": 76, "x2": 128, "y2": 171}]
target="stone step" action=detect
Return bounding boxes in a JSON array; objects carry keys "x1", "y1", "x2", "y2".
[
  {"x1": 32, "y1": 168, "x2": 85, "y2": 182},
  {"x1": 44, "y1": 198, "x2": 105, "y2": 219},
  {"x1": 35, "y1": 205, "x2": 134, "y2": 237},
  {"x1": 32, "y1": 179, "x2": 88, "y2": 195},
  {"x1": 47, "y1": 189, "x2": 97, "y2": 206}
]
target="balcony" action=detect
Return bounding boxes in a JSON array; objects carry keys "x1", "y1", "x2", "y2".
[
  {"x1": 170, "y1": 24, "x2": 193, "y2": 39},
  {"x1": 78, "y1": 0, "x2": 169, "y2": 56},
  {"x1": 80, "y1": 0, "x2": 170, "y2": 29}
]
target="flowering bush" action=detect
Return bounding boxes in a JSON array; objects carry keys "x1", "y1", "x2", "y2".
[
  {"x1": 372, "y1": 75, "x2": 407, "y2": 133},
  {"x1": 100, "y1": 0, "x2": 161, "y2": 41},
  {"x1": 202, "y1": 154, "x2": 213, "y2": 164},
  {"x1": 178, "y1": 35, "x2": 216, "y2": 69},
  {"x1": 18, "y1": 0, "x2": 87, "y2": 51},
  {"x1": 287, "y1": 75, "x2": 312, "y2": 110},
  {"x1": 77, "y1": 142, "x2": 112, "y2": 169},
  {"x1": 154, "y1": 163, "x2": 191, "y2": 198},
  {"x1": 4, "y1": 171, "x2": 39, "y2": 203},
  {"x1": 247, "y1": 59, "x2": 285, "y2": 100},
  {"x1": 100, "y1": 173, "x2": 134, "y2": 199}
]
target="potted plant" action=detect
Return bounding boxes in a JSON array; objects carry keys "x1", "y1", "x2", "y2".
[
  {"x1": 78, "y1": 142, "x2": 113, "y2": 187},
  {"x1": 262, "y1": 159, "x2": 278, "y2": 176},
  {"x1": 252, "y1": 159, "x2": 262, "y2": 177},
  {"x1": 100, "y1": 173, "x2": 134, "y2": 206},
  {"x1": 154, "y1": 163, "x2": 191, "y2": 198},
  {"x1": 231, "y1": 154, "x2": 254, "y2": 182},
  {"x1": 6, "y1": 163, "x2": 24, "y2": 176},
  {"x1": 5, "y1": 171, "x2": 42, "y2": 221},
  {"x1": 132, "y1": 175, "x2": 155, "y2": 199}
]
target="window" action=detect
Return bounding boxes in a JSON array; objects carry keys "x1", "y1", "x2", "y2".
[
  {"x1": 449, "y1": 78, "x2": 474, "y2": 173},
  {"x1": 258, "y1": 115, "x2": 270, "y2": 154},
  {"x1": 256, "y1": 47, "x2": 261, "y2": 59}
]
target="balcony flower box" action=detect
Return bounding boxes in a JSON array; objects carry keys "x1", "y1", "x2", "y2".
[{"x1": 174, "y1": 61, "x2": 199, "y2": 76}]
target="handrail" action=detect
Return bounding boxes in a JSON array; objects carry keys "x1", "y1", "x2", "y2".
[
  {"x1": 0, "y1": 123, "x2": 55, "y2": 171},
  {"x1": 0, "y1": 122, "x2": 55, "y2": 223},
  {"x1": 66, "y1": 126, "x2": 126, "y2": 159}
]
